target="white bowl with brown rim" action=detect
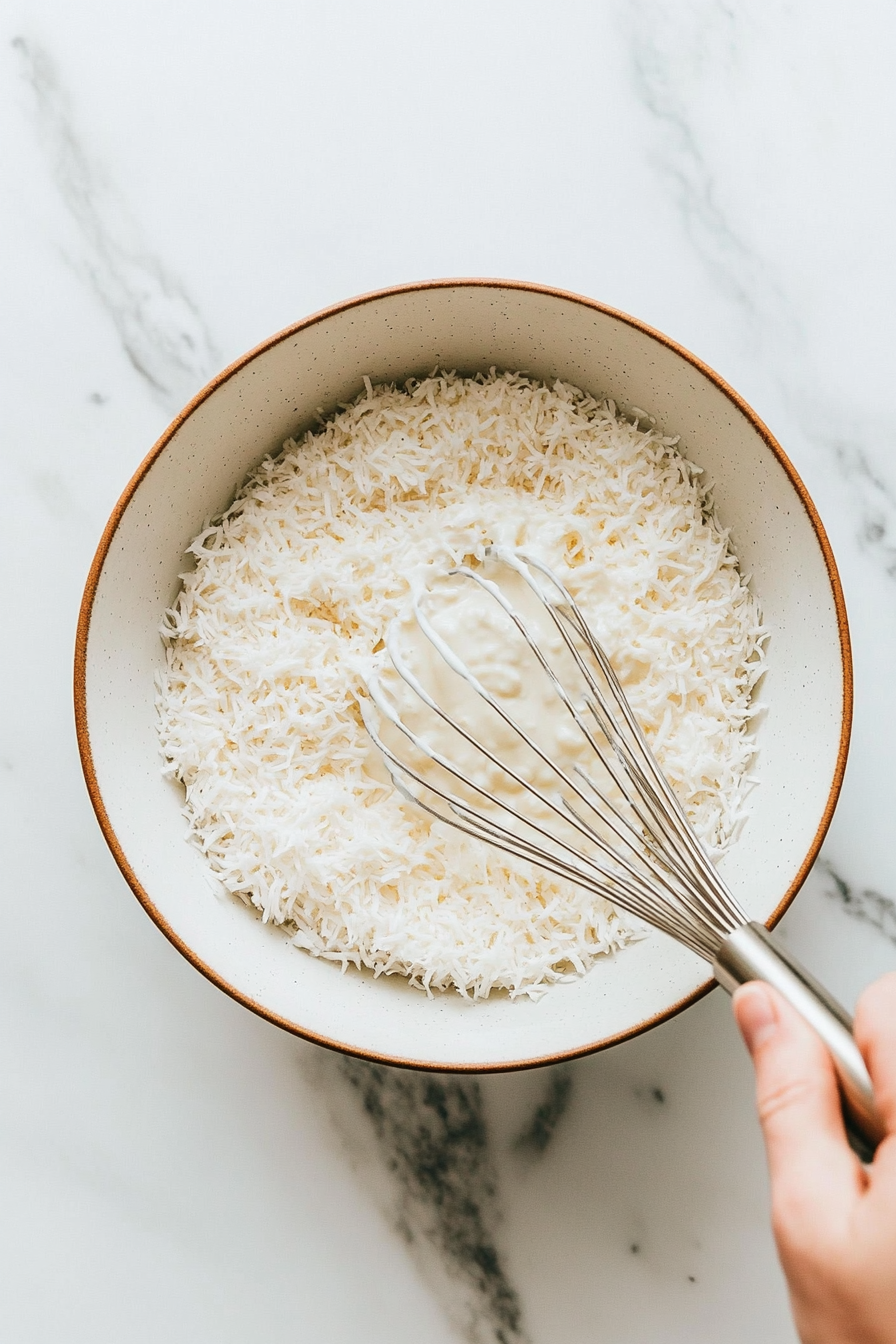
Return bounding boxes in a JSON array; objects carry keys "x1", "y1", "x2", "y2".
[{"x1": 75, "y1": 279, "x2": 851, "y2": 1070}]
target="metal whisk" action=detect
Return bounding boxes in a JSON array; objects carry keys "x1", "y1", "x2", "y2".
[{"x1": 362, "y1": 548, "x2": 882, "y2": 1161}]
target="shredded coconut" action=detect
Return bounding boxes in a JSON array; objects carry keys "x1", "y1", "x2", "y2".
[{"x1": 156, "y1": 370, "x2": 766, "y2": 999}]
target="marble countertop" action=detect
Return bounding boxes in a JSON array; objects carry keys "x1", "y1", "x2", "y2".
[{"x1": 4, "y1": 3, "x2": 896, "y2": 1340}]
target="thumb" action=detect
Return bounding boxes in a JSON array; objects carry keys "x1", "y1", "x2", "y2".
[
  {"x1": 733, "y1": 982, "x2": 862, "y2": 1223},
  {"x1": 854, "y1": 971, "x2": 896, "y2": 1137}
]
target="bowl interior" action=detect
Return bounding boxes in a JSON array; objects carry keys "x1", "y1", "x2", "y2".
[{"x1": 78, "y1": 281, "x2": 848, "y2": 1068}]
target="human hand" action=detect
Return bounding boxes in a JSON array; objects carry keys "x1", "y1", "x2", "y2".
[{"x1": 733, "y1": 971, "x2": 896, "y2": 1344}]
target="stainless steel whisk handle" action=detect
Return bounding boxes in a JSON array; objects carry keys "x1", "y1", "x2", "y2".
[{"x1": 713, "y1": 922, "x2": 885, "y2": 1163}]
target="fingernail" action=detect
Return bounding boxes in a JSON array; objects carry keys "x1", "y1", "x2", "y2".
[{"x1": 734, "y1": 983, "x2": 778, "y2": 1055}]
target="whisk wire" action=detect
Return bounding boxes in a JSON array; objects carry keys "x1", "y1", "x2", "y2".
[
  {"x1": 367, "y1": 644, "x2": 690, "y2": 923},
  {"x1": 361, "y1": 696, "x2": 713, "y2": 954},
  {"x1": 365, "y1": 551, "x2": 749, "y2": 959},
  {"x1": 514, "y1": 551, "x2": 748, "y2": 934},
  {"x1": 364, "y1": 643, "x2": 727, "y2": 957},
  {"x1": 437, "y1": 566, "x2": 707, "y2": 901},
  {"x1": 500, "y1": 553, "x2": 746, "y2": 935},
  {"x1": 406, "y1": 594, "x2": 663, "y2": 873}
]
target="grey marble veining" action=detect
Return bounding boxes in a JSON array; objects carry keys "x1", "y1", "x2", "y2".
[
  {"x1": 327, "y1": 1060, "x2": 527, "y2": 1344},
  {"x1": 512, "y1": 1066, "x2": 574, "y2": 1157},
  {"x1": 815, "y1": 859, "x2": 896, "y2": 946},
  {"x1": 13, "y1": 35, "x2": 219, "y2": 410},
  {"x1": 624, "y1": 2, "x2": 788, "y2": 331},
  {"x1": 3, "y1": 3, "x2": 896, "y2": 1340},
  {"x1": 829, "y1": 440, "x2": 896, "y2": 580},
  {"x1": 622, "y1": 2, "x2": 896, "y2": 560},
  {"x1": 307, "y1": 1059, "x2": 580, "y2": 1344}
]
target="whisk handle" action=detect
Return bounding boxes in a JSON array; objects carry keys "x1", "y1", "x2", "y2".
[{"x1": 713, "y1": 921, "x2": 884, "y2": 1163}]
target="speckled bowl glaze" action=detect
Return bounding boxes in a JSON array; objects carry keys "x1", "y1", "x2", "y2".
[{"x1": 75, "y1": 279, "x2": 851, "y2": 1070}]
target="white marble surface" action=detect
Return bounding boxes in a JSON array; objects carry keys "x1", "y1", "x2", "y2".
[{"x1": 4, "y1": 3, "x2": 896, "y2": 1340}]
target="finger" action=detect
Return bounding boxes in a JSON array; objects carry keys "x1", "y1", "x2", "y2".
[
  {"x1": 733, "y1": 982, "x2": 862, "y2": 1224},
  {"x1": 854, "y1": 972, "x2": 896, "y2": 1137}
]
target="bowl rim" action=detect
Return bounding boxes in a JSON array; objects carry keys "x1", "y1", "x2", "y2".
[{"x1": 73, "y1": 276, "x2": 853, "y2": 1071}]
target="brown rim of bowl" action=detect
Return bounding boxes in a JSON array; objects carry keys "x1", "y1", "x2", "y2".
[{"x1": 73, "y1": 276, "x2": 853, "y2": 1073}]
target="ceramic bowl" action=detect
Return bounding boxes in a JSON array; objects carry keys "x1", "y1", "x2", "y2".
[{"x1": 75, "y1": 279, "x2": 851, "y2": 1069}]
